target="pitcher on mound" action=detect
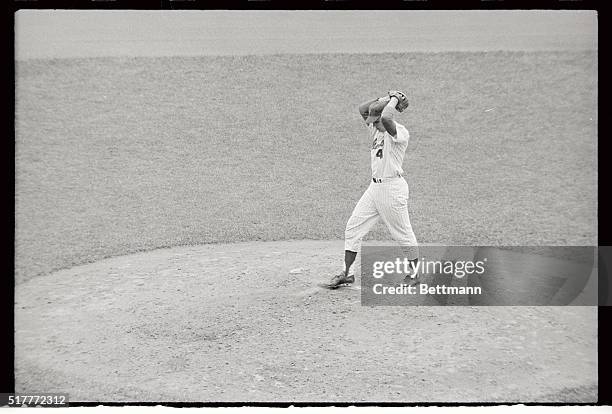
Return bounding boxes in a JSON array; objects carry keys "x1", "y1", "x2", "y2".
[{"x1": 328, "y1": 91, "x2": 420, "y2": 288}]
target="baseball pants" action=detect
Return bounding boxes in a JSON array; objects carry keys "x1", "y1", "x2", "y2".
[{"x1": 344, "y1": 177, "x2": 418, "y2": 259}]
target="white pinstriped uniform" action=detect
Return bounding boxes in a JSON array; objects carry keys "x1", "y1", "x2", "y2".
[{"x1": 344, "y1": 121, "x2": 418, "y2": 259}]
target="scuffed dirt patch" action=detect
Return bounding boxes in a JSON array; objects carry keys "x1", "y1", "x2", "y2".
[{"x1": 15, "y1": 241, "x2": 597, "y2": 402}]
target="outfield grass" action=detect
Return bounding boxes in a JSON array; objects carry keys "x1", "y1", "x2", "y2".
[{"x1": 15, "y1": 51, "x2": 597, "y2": 283}]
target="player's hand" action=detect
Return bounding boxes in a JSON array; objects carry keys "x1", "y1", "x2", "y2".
[{"x1": 388, "y1": 90, "x2": 409, "y2": 112}]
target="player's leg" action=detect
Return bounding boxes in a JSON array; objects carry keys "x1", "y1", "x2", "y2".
[
  {"x1": 376, "y1": 180, "x2": 420, "y2": 284},
  {"x1": 343, "y1": 250, "x2": 358, "y2": 278},
  {"x1": 344, "y1": 188, "x2": 380, "y2": 275},
  {"x1": 329, "y1": 188, "x2": 379, "y2": 286}
]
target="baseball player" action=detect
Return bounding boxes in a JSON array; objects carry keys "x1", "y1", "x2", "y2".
[{"x1": 327, "y1": 90, "x2": 419, "y2": 288}]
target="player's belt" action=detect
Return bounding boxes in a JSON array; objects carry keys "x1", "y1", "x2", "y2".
[{"x1": 372, "y1": 173, "x2": 404, "y2": 183}]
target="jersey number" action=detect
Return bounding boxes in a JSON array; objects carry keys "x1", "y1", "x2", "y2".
[{"x1": 376, "y1": 149, "x2": 383, "y2": 159}]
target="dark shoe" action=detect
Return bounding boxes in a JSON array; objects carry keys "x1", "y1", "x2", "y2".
[
  {"x1": 400, "y1": 271, "x2": 421, "y2": 287},
  {"x1": 328, "y1": 272, "x2": 355, "y2": 287}
]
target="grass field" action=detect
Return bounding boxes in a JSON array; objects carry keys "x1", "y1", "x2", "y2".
[
  {"x1": 14, "y1": 50, "x2": 598, "y2": 402},
  {"x1": 15, "y1": 51, "x2": 597, "y2": 284}
]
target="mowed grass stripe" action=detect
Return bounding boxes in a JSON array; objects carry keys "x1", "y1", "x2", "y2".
[{"x1": 15, "y1": 51, "x2": 597, "y2": 283}]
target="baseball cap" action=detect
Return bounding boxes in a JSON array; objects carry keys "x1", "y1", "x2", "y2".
[{"x1": 365, "y1": 100, "x2": 386, "y2": 124}]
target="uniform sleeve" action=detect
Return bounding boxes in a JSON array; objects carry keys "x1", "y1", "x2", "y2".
[{"x1": 390, "y1": 123, "x2": 409, "y2": 144}]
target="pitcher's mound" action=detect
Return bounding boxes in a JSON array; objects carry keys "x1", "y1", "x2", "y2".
[{"x1": 15, "y1": 240, "x2": 597, "y2": 402}]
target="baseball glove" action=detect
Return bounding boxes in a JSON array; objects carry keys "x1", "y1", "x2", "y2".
[{"x1": 388, "y1": 90, "x2": 409, "y2": 112}]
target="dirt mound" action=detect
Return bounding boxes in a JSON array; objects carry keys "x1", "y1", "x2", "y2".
[{"x1": 15, "y1": 241, "x2": 597, "y2": 402}]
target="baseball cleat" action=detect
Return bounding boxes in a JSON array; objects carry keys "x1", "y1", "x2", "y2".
[
  {"x1": 324, "y1": 272, "x2": 355, "y2": 289},
  {"x1": 400, "y1": 272, "x2": 422, "y2": 287}
]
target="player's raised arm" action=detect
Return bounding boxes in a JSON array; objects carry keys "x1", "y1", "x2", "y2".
[
  {"x1": 381, "y1": 90, "x2": 410, "y2": 139},
  {"x1": 381, "y1": 97, "x2": 399, "y2": 137}
]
